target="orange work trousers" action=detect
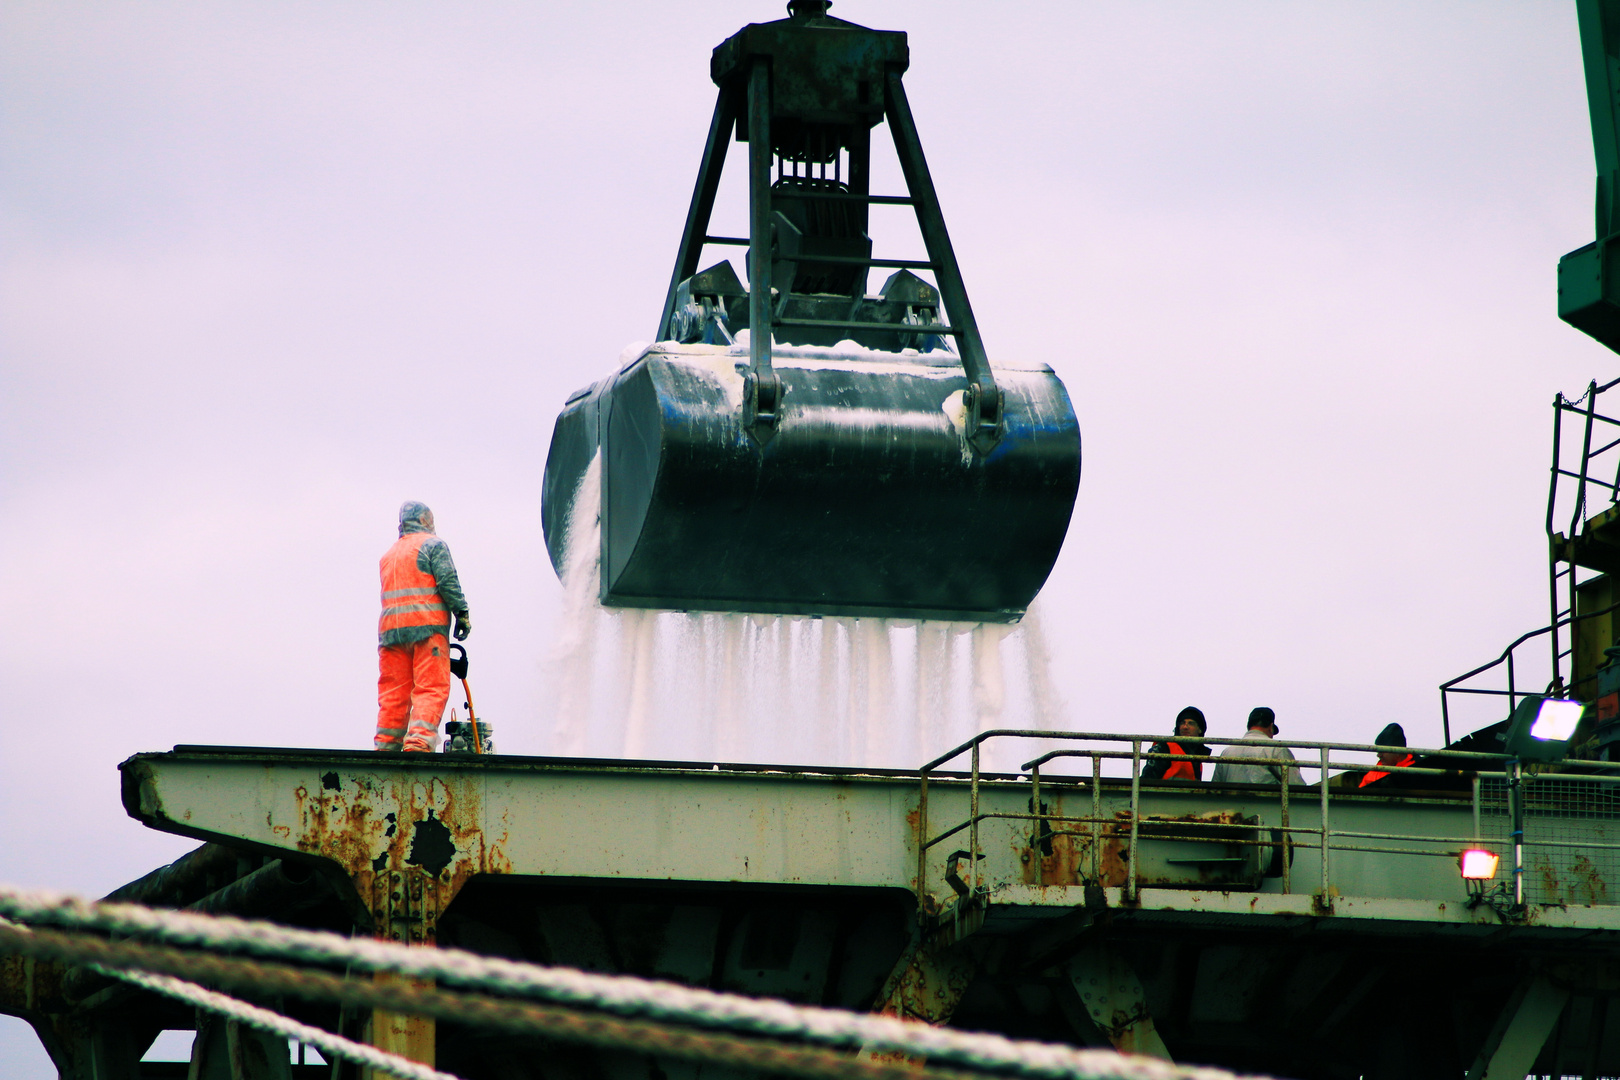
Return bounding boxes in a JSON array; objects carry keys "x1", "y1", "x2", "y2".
[{"x1": 376, "y1": 633, "x2": 450, "y2": 752}]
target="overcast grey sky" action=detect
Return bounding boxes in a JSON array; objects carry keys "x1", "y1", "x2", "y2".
[{"x1": 2, "y1": 1, "x2": 1613, "y2": 1072}]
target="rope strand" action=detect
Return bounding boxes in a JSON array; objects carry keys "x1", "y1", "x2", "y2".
[{"x1": 0, "y1": 885, "x2": 1269, "y2": 1080}]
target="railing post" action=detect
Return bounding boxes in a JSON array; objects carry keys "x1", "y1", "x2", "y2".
[
  {"x1": 1091, "y1": 752, "x2": 1102, "y2": 884},
  {"x1": 1319, "y1": 745, "x2": 1331, "y2": 898},
  {"x1": 916, "y1": 766, "x2": 929, "y2": 926},
  {"x1": 1472, "y1": 773, "x2": 1482, "y2": 842},
  {"x1": 1573, "y1": 382, "x2": 1599, "y2": 539},
  {"x1": 1510, "y1": 757, "x2": 1525, "y2": 908},
  {"x1": 1549, "y1": 393, "x2": 1566, "y2": 686},
  {"x1": 1030, "y1": 764, "x2": 1043, "y2": 865},
  {"x1": 1127, "y1": 740, "x2": 1142, "y2": 901},
  {"x1": 970, "y1": 741, "x2": 981, "y2": 895},
  {"x1": 1279, "y1": 769, "x2": 1291, "y2": 895}
]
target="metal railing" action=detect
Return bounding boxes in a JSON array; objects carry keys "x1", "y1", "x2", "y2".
[
  {"x1": 1547, "y1": 377, "x2": 1620, "y2": 696},
  {"x1": 1438, "y1": 601, "x2": 1620, "y2": 745},
  {"x1": 914, "y1": 730, "x2": 1620, "y2": 917},
  {"x1": 1436, "y1": 378, "x2": 1620, "y2": 745}
]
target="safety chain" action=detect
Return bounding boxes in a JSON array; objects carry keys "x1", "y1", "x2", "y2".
[{"x1": 0, "y1": 887, "x2": 1269, "y2": 1080}]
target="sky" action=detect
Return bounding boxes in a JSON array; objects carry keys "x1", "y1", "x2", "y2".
[{"x1": 2, "y1": 1, "x2": 1615, "y2": 1073}]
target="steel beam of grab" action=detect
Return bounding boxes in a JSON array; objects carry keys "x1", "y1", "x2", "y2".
[
  {"x1": 669, "y1": 58, "x2": 1002, "y2": 448},
  {"x1": 744, "y1": 60, "x2": 781, "y2": 437},
  {"x1": 656, "y1": 94, "x2": 735, "y2": 344},
  {"x1": 882, "y1": 70, "x2": 1001, "y2": 451}
]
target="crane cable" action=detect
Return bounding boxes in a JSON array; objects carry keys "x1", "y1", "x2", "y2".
[
  {"x1": 0, "y1": 920, "x2": 1001, "y2": 1080},
  {"x1": 0, "y1": 886, "x2": 1271, "y2": 1080},
  {"x1": 115, "y1": 965, "x2": 457, "y2": 1080}
]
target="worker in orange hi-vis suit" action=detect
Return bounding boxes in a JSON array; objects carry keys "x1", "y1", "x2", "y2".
[{"x1": 376, "y1": 501, "x2": 471, "y2": 752}]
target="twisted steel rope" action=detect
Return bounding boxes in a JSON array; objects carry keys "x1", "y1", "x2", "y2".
[
  {"x1": 2, "y1": 914, "x2": 454, "y2": 1080},
  {"x1": 0, "y1": 923, "x2": 984, "y2": 1080},
  {"x1": 115, "y1": 966, "x2": 459, "y2": 1080},
  {"x1": 0, "y1": 886, "x2": 1268, "y2": 1080}
]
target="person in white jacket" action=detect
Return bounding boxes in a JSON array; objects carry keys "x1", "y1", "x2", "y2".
[{"x1": 1211, "y1": 707, "x2": 1305, "y2": 786}]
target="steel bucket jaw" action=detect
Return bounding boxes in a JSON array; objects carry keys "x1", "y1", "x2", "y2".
[{"x1": 542, "y1": 342, "x2": 1079, "y2": 622}]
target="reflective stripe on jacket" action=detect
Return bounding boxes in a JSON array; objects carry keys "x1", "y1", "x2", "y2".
[
  {"x1": 380, "y1": 533, "x2": 449, "y2": 641},
  {"x1": 1164, "y1": 741, "x2": 1199, "y2": 781},
  {"x1": 1359, "y1": 753, "x2": 1416, "y2": 788}
]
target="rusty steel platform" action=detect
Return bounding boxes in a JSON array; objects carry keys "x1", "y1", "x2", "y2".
[{"x1": 7, "y1": 738, "x2": 1620, "y2": 1079}]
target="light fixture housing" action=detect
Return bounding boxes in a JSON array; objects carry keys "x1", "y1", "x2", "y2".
[
  {"x1": 1459, "y1": 848, "x2": 1501, "y2": 881},
  {"x1": 1503, "y1": 695, "x2": 1586, "y2": 762}
]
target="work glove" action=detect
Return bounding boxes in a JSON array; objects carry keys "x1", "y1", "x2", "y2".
[{"x1": 453, "y1": 612, "x2": 472, "y2": 641}]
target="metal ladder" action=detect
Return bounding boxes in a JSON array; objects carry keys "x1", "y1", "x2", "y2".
[{"x1": 1546, "y1": 376, "x2": 1620, "y2": 698}]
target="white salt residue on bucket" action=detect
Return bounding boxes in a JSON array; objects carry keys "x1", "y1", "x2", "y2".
[{"x1": 538, "y1": 464, "x2": 1071, "y2": 768}]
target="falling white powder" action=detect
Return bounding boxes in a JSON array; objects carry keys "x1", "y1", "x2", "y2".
[
  {"x1": 545, "y1": 451, "x2": 604, "y2": 757},
  {"x1": 540, "y1": 454, "x2": 1070, "y2": 768},
  {"x1": 620, "y1": 607, "x2": 656, "y2": 757}
]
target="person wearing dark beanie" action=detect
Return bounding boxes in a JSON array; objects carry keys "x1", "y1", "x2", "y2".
[
  {"x1": 1357, "y1": 722, "x2": 1416, "y2": 789},
  {"x1": 1143, "y1": 706, "x2": 1210, "y2": 781}
]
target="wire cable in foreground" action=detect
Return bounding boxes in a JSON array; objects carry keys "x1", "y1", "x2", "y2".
[
  {"x1": 0, "y1": 886, "x2": 1271, "y2": 1080},
  {"x1": 114, "y1": 967, "x2": 459, "y2": 1080},
  {"x1": 0, "y1": 922, "x2": 997, "y2": 1080}
]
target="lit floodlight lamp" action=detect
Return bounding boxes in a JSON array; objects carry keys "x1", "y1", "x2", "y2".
[
  {"x1": 1502, "y1": 695, "x2": 1586, "y2": 762},
  {"x1": 1459, "y1": 849, "x2": 1500, "y2": 881},
  {"x1": 1530, "y1": 698, "x2": 1585, "y2": 741}
]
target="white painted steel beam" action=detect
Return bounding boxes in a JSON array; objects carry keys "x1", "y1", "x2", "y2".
[
  {"x1": 118, "y1": 748, "x2": 1620, "y2": 935},
  {"x1": 1465, "y1": 976, "x2": 1571, "y2": 1080},
  {"x1": 1065, "y1": 943, "x2": 1172, "y2": 1060}
]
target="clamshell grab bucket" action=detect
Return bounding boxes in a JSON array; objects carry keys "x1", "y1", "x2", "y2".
[
  {"x1": 542, "y1": 342, "x2": 1080, "y2": 622},
  {"x1": 541, "y1": 3, "x2": 1082, "y2": 621}
]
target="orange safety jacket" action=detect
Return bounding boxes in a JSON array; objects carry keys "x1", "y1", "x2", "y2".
[
  {"x1": 379, "y1": 533, "x2": 450, "y2": 641},
  {"x1": 1164, "y1": 741, "x2": 1200, "y2": 781},
  {"x1": 1359, "y1": 753, "x2": 1415, "y2": 788}
]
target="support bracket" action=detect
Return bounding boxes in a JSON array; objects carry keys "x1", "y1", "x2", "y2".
[{"x1": 1064, "y1": 942, "x2": 1173, "y2": 1060}]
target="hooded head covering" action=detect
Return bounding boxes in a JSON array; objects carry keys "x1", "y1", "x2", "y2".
[
  {"x1": 1376, "y1": 722, "x2": 1406, "y2": 748},
  {"x1": 1248, "y1": 707, "x2": 1277, "y2": 732},
  {"x1": 398, "y1": 501, "x2": 434, "y2": 536}
]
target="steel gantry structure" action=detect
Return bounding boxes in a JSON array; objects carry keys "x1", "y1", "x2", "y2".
[{"x1": 6, "y1": 732, "x2": 1620, "y2": 1079}]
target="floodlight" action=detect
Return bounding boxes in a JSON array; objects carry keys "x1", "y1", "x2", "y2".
[
  {"x1": 1459, "y1": 849, "x2": 1500, "y2": 881},
  {"x1": 1502, "y1": 695, "x2": 1586, "y2": 762},
  {"x1": 1530, "y1": 698, "x2": 1585, "y2": 741}
]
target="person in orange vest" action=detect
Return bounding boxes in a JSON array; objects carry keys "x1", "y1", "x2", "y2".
[
  {"x1": 375, "y1": 501, "x2": 471, "y2": 752},
  {"x1": 1143, "y1": 707, "x2": 1210, "y2": 781},
  {"x1": 1358, "y1": 722, "x2": 1416, "y2": 788}
]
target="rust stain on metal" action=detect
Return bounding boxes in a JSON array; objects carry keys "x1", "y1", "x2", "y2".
[
  {"x1": 1022, "y1": 805, "x2": 1140, "y2": 888},
  {"x1": 1085, "y1": 810, "x2": 1263, "y2": 890},
  {"x1": 285, "y1": 768, "x2": 516, "y2": 943},
  {"x1": 0, "y1": 954, "x2": 70, "y2": 1014},
  {"x1": 1569, "y1": 855, "x2": 1609, "y2": 905},
  {"x1": 872, "y1": 940, "x2": 977, "y2": 1028},
  {"x1": 1540, "y1": 859, "x2": 1562, "y2": 903},
  {"x1": 1096, "y1": 1001, "x2": 1159, "y2": 1053},
  {"x1": 291, "y1": 773, "x2": 512, "y2": 877}
]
